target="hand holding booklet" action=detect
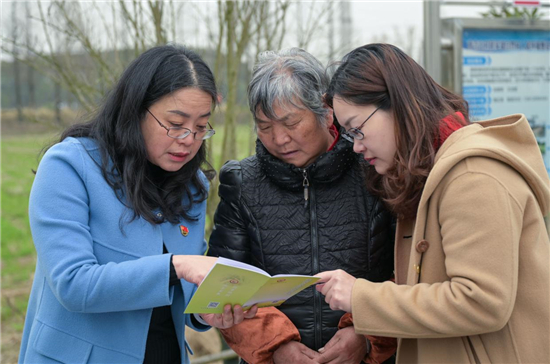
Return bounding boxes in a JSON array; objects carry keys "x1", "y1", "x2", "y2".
[{"x1": 184, "y1": 257, "x2": 320, "y2": 314}]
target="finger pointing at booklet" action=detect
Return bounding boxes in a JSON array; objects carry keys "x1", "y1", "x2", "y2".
[
  {"x1": 315, "y1": 270, "x2": 356, "y2": 313},
  {"x1": 172, "y1": 255, "x2": 218, "y2": 285},
  {"x1": 172, "y1": 255, "x2": 259, "y2": 328}
]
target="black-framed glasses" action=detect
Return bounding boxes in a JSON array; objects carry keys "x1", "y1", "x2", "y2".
[
  {"x1": 146, "y1": 109, "x2": 215, "y2": 140},
  {"x1": 342, "y1": 106, "x2": 381, "y2": 142}
]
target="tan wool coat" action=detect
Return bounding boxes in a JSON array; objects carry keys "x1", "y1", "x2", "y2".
[{"x1": 352, "y1": 114, "x2": 550, "y2": 363}]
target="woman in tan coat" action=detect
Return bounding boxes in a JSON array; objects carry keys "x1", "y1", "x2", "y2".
[{"x1": 317, "y1": 43, "x2": 550, "y2": 363}]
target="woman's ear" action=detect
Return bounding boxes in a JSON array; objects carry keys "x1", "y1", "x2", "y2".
[
  {"x1": 325, "y1": 109, "x2": 334, "y2": 128},
  {"x1": 321, "y1": 93, "x2": 334, "y2": 128}
]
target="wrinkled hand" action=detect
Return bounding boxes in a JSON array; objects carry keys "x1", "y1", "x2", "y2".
[
  {"x1": 317, "y1": 327, "x2": 367, "y2": 363},
  {"x1": 315, "y1": 270, "x2": 356, "y2": 312},
  {"x1": 172, "y1": 255, "x2": 218, "y2": 285},
  {"x1": 199, "y1": 304, "x2": 258, "y2": 329},
  {"x1": 273, "y1": 341, "x2": 320, "y2": 364}
]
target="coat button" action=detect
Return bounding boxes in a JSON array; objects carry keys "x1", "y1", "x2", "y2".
[{"x1": 415, "y1": 239, "x2": 430, "y2": 253}]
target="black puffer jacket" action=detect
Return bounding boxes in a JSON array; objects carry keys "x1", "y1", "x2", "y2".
[{"x1": 208, "y1": 132, "x2": 394, "y2": 351}]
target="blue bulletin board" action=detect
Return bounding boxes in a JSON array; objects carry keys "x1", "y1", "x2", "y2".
[
  {"x1": 462, "y1": 28, "x2": 550, "y2": 172},
  {"x1": 443, "y1": 19, "x2": 550, "y2": 174}
]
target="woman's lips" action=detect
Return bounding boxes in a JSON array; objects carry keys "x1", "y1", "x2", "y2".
[
  {"x1": 365, "y1": 157, "x2": 376, "y2": 165},
  {"x1": 281, "y1": 150, "x2": 298, "y2": 157},
  {"x1": 169, "y1": 152, "x2": 189, "y2": 162}
]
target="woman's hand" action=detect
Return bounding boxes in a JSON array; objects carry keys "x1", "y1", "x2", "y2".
[
  {"x1": 317, "y1": 326, "x2": 368, "y2": 363},
  {"x1": 172, "y1": 255, "x2": 258, "y2": 328},
  {"x1": 315, "y1": 270, "x2": 356, "y2": 313},
  {"x1": 199, "y1": 304, "x2": 258, "y2": 329},
  {"x1": 273, "y1": 340, "x2": 320, "y2": 363},
  {"x1": 172, "y1": 255, "x2": 218, "y2": 285}
]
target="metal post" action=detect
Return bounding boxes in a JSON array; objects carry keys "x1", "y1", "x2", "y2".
[{"x1": 424, "y1": 0, "x2": 442, "y2": 83}]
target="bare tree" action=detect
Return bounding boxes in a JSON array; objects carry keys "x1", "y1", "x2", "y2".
[
  {"x1": 204, "y1": 1, "x2": 292, "y2": 232},
  {"x1": 11, "y1": 2, "x2": 23, "y2": 122},
  {"x1": 1, "y1": 0, "x2": 177, "y2": 113},
  {"x1": 25, "y1": 3, "x2": 36, "y2": 110},
  {"x1": 205, "y1": 0, "x2": 260, "y2": 231},
  {"x1": 54, "y1": 80, "x2": 62, "y2": 124},
  {"x1": 2, "y1": 0, "x2": 302, "y2": 233},
  {"x1": 295, "y1": 1, "x2": 333, "y2": 50},
  {"x1": 370, "y1": 25, "x2": 421, "y2": 62},
  {"x1": 327, "y1": 2, "x2": 335, "y2": 63}
]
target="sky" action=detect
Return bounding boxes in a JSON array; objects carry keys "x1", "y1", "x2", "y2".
[
  {"x1": 328, "y1": 0, "x2": 549, "y2": 63},
  {"x1": 1, "y1": 0, "x2": 548, "y2": 65}
]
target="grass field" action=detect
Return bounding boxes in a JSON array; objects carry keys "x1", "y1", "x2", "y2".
[
  {"x1": 1, "y1": 133, "x2": 57, "y2": 363},
  {"x1": 4, "y1": 123, "x2": 549, "y2": 363},
  {"x1": 0, "y1": 123, "x2": 255, "y2": 363}
]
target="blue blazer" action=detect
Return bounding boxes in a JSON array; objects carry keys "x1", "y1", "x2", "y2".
[{"x1": 19, "y1": 137, "x2": 209, "y2": 364}]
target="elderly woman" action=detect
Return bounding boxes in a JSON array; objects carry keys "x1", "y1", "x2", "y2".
[{"x1": 207, "y1": 48, "x2": 396, "y2": 364}]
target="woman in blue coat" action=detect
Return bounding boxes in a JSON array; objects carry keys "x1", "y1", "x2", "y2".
[{"x1": 19, "y1": 44, "x2": 256, "y2": 364}]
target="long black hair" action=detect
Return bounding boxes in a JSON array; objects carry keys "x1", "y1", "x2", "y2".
[{"x1": 57, "y1": 44, "x2": 217, "y2": 225}]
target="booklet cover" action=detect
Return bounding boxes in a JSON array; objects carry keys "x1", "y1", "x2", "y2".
[{"x1": 184, "y1": 257, "x2": 320, "y2": 314}]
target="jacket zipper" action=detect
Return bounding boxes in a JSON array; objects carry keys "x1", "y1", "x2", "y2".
[
  {"x1": 304, "y1": 168, "x2": 322, "y2": 349},
  {"x1": 302, "y1": 169, "x2": 310, "y2": 208}
]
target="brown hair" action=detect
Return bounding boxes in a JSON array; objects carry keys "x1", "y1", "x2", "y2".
[{"x1": 325, "y1": 43, "x2": 469, "y2": 219}]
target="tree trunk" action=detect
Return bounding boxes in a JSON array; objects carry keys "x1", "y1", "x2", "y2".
[
  {"x1": 55, "y1": 80, "x2": 62, "y2": 124},
  {"x1": 150, "y1": 1, "x2": 166, "y2": 45},
  {"x1": 12, "y1": 3, "x2": 23, "y2": 122},
  {"x1": 26, "y1": 3, "x2": 36, "y2": 109},
  {"x1": 205, "y1": 1, "x2": 228, "y2": 236},
  {"x1": 14, "y1": 59, "x2": 23, "y2": 122},
  {"x1": 220, "y1": 1, "x2": 237, "y2": 168},
  {"x1": 27, "y1": 64, "x2": 35, "y2": 109}
]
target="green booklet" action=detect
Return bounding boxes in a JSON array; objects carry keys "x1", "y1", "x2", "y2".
[{"x1": 184, "y1": 257, "x2": 320, "y2": 314}]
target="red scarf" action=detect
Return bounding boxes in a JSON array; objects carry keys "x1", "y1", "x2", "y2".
[
  {"x1": 327, "y1": 124, "x2": 340, "y2": 151},
  {"x1": 435, "y1": 112, "x2": 465, "y2": 150}
]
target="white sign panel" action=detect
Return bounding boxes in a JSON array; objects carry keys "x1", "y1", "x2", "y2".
[{"x1": 462, "y1": 28, "x2": 550, "y2": 173}]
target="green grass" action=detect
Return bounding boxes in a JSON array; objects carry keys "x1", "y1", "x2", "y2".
[
  {"x1": 1, "y1": 134, "x2": 55, "y2": 281},
  {"x1": 0, "y1": 124, "x2": 255, "y2": 362},
  {"x1": 1, "y1": 133, "x2": 56, "y2": 362}
]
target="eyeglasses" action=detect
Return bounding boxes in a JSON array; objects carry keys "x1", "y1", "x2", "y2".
[
  {"x1": 146, "y1": 109, "x2": 215, "y2": 140},
  {"x1": 342, "y1": 106, "x2": 381, "y2": 142}
]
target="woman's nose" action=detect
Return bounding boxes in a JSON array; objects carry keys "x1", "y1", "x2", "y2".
[
  {"x1": 177, "y1": 132, "x2": 197, "y2": 146},
  {"x1": 353, "y1": 139, "x2": 365, "y2": 154},
  {"x1": 272, "y1": 128, "x2": 291, "y2": 146}
]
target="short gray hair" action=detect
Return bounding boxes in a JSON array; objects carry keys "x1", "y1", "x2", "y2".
[{"x1": 248, "y1": 48, "x2": 330, "y2": 125}]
